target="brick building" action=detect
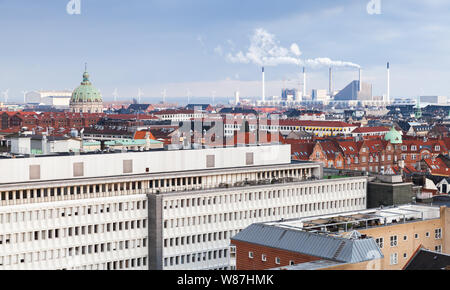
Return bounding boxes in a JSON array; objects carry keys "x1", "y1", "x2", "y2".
[{"x1": 232, "y1": 205, "x2": 449, "y2": 270}]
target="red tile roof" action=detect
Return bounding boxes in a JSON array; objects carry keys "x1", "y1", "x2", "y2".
[
  {"x1": 424, "y1": 157, "x2": 450, "y2": 176},
  {"x1": 352, "y1": 126, "x2": 390, "y2": 133}
]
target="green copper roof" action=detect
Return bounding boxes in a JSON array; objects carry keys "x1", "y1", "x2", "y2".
[
  {"x1": 71, "y1": 70, "x2": 102, "y2": 103},
  {"x1": 384, "y1": 126, "x2": 402, "y2": 144}
]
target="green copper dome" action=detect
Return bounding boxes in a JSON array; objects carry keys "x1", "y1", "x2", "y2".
[
  {"x1": 71, "y1": 70, "x2": 102, "y2": 103},
  {"x1": 384, "y1": 126, "x2": 403, "y2": 144}
]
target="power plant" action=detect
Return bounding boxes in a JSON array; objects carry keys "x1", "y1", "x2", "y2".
[{"x1": 256, "y1": 62, "x2": 392, "y2": 106}]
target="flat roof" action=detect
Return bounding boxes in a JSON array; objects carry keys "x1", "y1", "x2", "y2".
[{"x1": 264, "y1": 204, "x2": 442, "y2": 233}]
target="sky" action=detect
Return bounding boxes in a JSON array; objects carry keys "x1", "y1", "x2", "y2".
[{"x1": 1, "y1": 0, "x2": 450, "y2": 103}]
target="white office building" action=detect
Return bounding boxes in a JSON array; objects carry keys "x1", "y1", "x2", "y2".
[{"x1": 0, "y1": 144, "x2": 368, "y2": 270}]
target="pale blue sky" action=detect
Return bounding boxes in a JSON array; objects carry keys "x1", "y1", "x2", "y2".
[{"x1": 1, "y1": 0, "x2": 450, "y2": 102}]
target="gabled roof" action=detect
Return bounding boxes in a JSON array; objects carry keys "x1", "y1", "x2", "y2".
[
  {"x1": 352, "y1": 126, "x2": 389, "y2": 134},
  {"x1": 290, "y1": 143, "x2": 315, "y2": 161},
  {"x1": 404, "y1": 247, "x2": 450, "y2": 270},
  {"x1": 317, "y1": 141, "x2": 342, "y2": 159},
  {"x1": 423, "y1": 157, "x2": 450, "y2": 176},
  {"x1": 232, "y1": 223, "x2": 383, "y2": 264}
]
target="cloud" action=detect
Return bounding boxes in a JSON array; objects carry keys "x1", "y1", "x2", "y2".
[
  {"x1": 226, "y1": 28, "x2": 360, "y2": 68},
  {"x1": 214, "y1": 45, "x2": 223, "y2": 56}
]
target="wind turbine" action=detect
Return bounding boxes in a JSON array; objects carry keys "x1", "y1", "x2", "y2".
[
  {"x1": 161, "y1": 89, "x2": 167, "y2": 104},
  {"x1": 212, "y1": 90, "x2": 216, "y2": 106},
  {"x1": 187, "y1": 88, "x2": 192, "y2": 105},
  {"x1": 137, "y1": 88, "x2": 144, "y2": 104},
  {"x1": 21, "y1": 90, "x2": 28, "y2": 104},
  {"x1": 2, "y1": 89, "x2": 9, "y2": 104},
  {"x1": 112, "y1": 88, "x2": 119, "y2": 103}
]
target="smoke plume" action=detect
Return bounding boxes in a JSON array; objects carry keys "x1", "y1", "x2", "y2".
[{"x1": 226, "y1": 28, "x2": 360, "y2": 69}]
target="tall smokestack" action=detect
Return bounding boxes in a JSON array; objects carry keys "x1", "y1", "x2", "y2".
[
  {"x1": 358, "y1": 68, "x2": 362, "y2": 91},
  {"x1": 329, "y1": 67, "x2": 333, "y2": 96},
  {"x1": 303, "y1": 67, "x2": 306, "y2": 98},
  {"x1": 387, "y1": 62, "x2": 390, "y2": 103},
  {"x1": 262, "y1": 67, "x2": 265, "y2": 103}
]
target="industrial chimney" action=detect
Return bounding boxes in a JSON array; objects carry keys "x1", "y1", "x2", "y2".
[
  {"x1": 386, "y1": 62, "x2": 390, "y2": 103},
  {"x1": 302, "y1": 67, "x2": 306, "y2": 98},
  {"x1": 329, "y1": 67, "x2": 333, "y2": 96},
  {"x1": 262, "y1": 67, "x2": 265, "y2": 103},
  {"x1": 234, "y1": 91, "x2": 240, "y2": 105},
  {"x1": 358, "y1": 68, "x2": 362, "y2": 92}
]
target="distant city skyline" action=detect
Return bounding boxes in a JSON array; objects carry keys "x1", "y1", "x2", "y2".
[{"x1": 1, "y1": 0, "x2": 450, "y2": 101}]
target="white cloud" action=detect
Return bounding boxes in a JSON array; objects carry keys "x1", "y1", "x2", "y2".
[{"x1": 226, "y1": 28, "x2": 360, "y2": 69}]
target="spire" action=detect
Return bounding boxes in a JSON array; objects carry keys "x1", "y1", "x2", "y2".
[
  {"x1": 81, "y1": 63, "x2": 91, "y2": 85},
  {"x1": 415, "y1": 96, "x2": 422, "y2": 119}
]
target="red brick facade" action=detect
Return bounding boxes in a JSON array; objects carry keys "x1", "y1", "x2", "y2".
[
  {"x1": 231, "y1": 240, "x2": 320, "y2": 270},
  {"x1": 306, "y1": 137, "x2": 448, "y2": 174}
]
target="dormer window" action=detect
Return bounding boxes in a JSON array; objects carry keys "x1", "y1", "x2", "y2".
[{"x1": 435, "y1": 146, "x2": 441, "y2": 151}]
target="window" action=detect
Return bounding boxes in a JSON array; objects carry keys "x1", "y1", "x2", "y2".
[
  {"x1": 426, "y1": 232, "x2": 430, "y2": 238},
  {"x1": 435, "y1": 245, "x2": 442, "y2": 253},
  {"x1": 403, "y1": 235, "x2": 408, "y2": 241},
  {"x1": 435, "y1": 228, "x2": 442, "y2": 239},
  {"x1": 248, "y1": 252, "x2": 254, "y2": 259},
  {"x1": 390, "y1": 235, "x2": 398, "y2": 247},
  {"x1": 261, "y1": 254, "x2": 267, "y2": 262},
  {"x1": 390, "y1": 253, "x2": 398, "y2": 265},
  {"x1": 289, "y1": 260, "x2": 295, "y2": 266},
  {"x1": 375, "y1": 237, "x2": 384, "y2": 249},
  {"x1": 275, "y1": 257, "x2": 280, "y2": 265},
  {"x1": 414, "y1": 233, "x2": 419, "y2": 239}
]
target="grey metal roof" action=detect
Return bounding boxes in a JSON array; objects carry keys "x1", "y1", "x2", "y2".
[
  {"x1": 271, "y1": 259, "x2": 344, "y2": 270},
  {"x1": 232, "y1": 223, "x2": 383, "y2": 264}
]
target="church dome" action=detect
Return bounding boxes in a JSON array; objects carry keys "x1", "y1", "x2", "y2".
[
  {"x1": 384, "y1": 126, "x2": 403, "y2": 144},
  {"x1": 70, "y1": 70, "x2": 102, "y2": 103}
]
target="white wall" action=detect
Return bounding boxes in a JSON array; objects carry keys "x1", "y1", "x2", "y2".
[{"x1": 0, "y1": 145, "x2": 291, "y2": 184}]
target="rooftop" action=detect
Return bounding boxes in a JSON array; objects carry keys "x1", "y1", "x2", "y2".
[
  {"x1": 264, "y1": 204, "x2": 441, "y2": 234},
  {"x1": 232, "y1": 223, "x2": 383, "y2": 264}
]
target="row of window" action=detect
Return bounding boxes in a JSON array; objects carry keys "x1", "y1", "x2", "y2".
[
  {"x1": 0, "y1": 201, "x2": 146, "y2": 225},
  {"x1": 248, "y1": 252, "x2": 291, "y2": 266},
  {"x1": 1, "y1": 168, "x2": 308, "y2": 204},
  {"x1": 163, "y1": 182, "x2": 365, "y2": 211},
  {"x1": 401, "y1": 145, "x2": 440, "y2": 152},
  {"x1": 0, "y1": 220, "x2": 147, "y2": 245},
  {"x1": 163, "y1": 199, "x2": 366, "y2": 229},
  {"x1": 375, "y1": 229, "x2": 442, "y2": 249},
  {"x1": 164, "y1": 231, "x2": 229, "y2": 248},
  {"x1": 0, "y1": 182, "x2": 144, "y2": 201},
  {"x1": 0, "y1": 238, "x2": 147, "y2": 267},
  {"x1": 164, "y1": 249, "x2": 229, "y2": 268}
]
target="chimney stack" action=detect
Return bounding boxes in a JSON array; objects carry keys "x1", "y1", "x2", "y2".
[
  {"x1": 262, "y1": 67, "x2": 265, "y2": 103},
  {"x1": 359, "y1": 68, "x2": 362, "y2": 91},
  {"x1": 329, "y1": 67, "x2": 333, "y2": 96},
  {"x1": 303, "y1": 67, "x2": 306, "y2": 98},
  {"x1": 387, "y1": 62, "x2": 390, "y2": 103}
]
